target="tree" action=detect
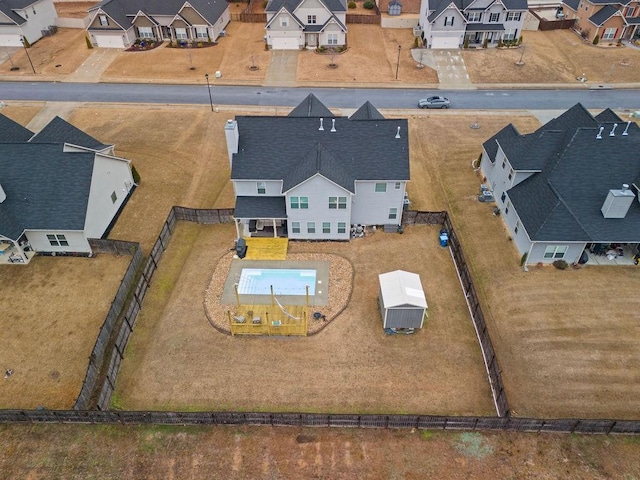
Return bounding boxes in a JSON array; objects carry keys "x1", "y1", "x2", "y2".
[{"x1": 593, "y1": 34, "x2": 599, "y2": 45}]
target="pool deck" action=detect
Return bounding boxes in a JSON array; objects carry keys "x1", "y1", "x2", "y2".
[{"x1": 221, "y1": 259, "x2": 330, "y2": 306}]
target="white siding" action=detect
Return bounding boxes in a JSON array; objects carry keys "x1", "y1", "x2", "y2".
[
  {"x1": 351, "y1": 181, "x2": 405, "y2": 226},
  {"x1": 528, "y1": 242, "x2": 586, "y2": 265},
  {"x1": 25, "y1": 230, "x2": 91, "y2": 253},
  {"x1": 286, "y1": 175, "x2": 351, "y2": 240},
  {"x1": 209, "y1": 7, "x2": 230, "y2": 41},
  {"x1": 295, "y1": 0, "x2": 333, "y2": 25},
  {"x1": 234, "y1": 179, "x2": 283, "y2": 196},
  {"x1": 15, "y1": 0, "x2": 58, "y2": 46},
  {"x1": 84, "y1": 155, "x2": 134, "y2": 238}
]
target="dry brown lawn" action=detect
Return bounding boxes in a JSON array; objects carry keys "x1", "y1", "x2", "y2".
[
  {"x1": 54, "y1": 1, "x2": 96, "y2": 18},
  {"x1": 115, "y1": 221, "x2": 493, "y2": 415},
  {"x1": 101, "y1": 22, "x2": 269, "y2": 84},
  {"x1": 297, "y1": 24, "x2": 438, "y2": 84},
  {"x1": 411, "y1": 111, "x2": 640, "y2": 419},
  {"x1": 3, "y1": 424, "x2": 640, "y2": 479},
  {"x1": 462, "y1": 30, "x2": 640, "y2": 84},
  {"x1": 0, "y1": 28, "x2": 93, "y2": 77},
  {"x1": 0, "y1": 254, "x2": 131, "y2": 409}
]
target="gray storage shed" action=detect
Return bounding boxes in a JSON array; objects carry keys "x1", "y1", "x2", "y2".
[{"x1": 378, "y1": 270, "x2": 428, "y2": 329}]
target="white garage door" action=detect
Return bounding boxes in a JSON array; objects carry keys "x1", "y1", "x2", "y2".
[
  {"x1": 271, "y1": 37, "x2": 299, "y2": 50},
  {"x1": 431, "y1": 36, "x2": 460, "y2": 49},
  {"x1": 94, "y1": 34, "x2": 125, "y2": 48},
  {"x1": 0, "y1": 34, "x2": 22, "y2": 47}
]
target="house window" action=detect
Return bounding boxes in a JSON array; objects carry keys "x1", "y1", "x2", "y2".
[
  {"x1": 501, "y1": 159, "x2": 506, "y2": 169},
  {"x1": 327, "y1": 33, "x2": 338, "y2": 45},
  {"x1": 503, "y1": 29, "x2": 517, "y2": 40},
  {"x1": 138, "y1": 27, "x2": 154, "y2": 39},
  {"x1": 25, "y1": 12, "x2": 28, "y2": 18},
  {"x1": 33, "y1": 6, "x2": 36, "y2": 14},
  {"x1": 395, "y1": 182, "x2": 401, "y2": 190},
  {"x1": 308, "y1": 15, "x2": 317, "y2": 24},
  {"x1": 375, "y1": 183, "x2": 387, "y2": 192},
  {"x1": 501, "y1": 192, "x2": 506, "y2": 203},
  {"x1": 196, "y1": 27, "x2": 208, "y2": 38},
  {"x1": 290, "y1": 196, "x2": 308, "y2": 209},
  {"x1": 322, "y1": 222, "x2": 331, "y2": 234},
  {"x1": 602, "y1": 27, "x2": 617, "y2": 39},
  {"x1": 281, "y1": 16, "x2": 289, "y2": 27},
  {"x1": 389, "y1": 208, "x2": 398, "y2": 220},
  {"x1": 544, "y1": 245, "x2": 568, "y2": 259},
  {"x1": 307, "y1": 222, "x2": 316, "y2": 233},
  {"x1": 337, "y1": 222, "x2": 346, "y2": 234},
  {"x1": 111, "y1": 191, "x2": 117, "y2": 203},
  {"x1": 444, "y1": 16, "x2": 455, "y2": 26},
  {"x1": 257, "y1": 182, "x2": 266, "y2": 194},
  {"x1": 514, "y1": 221, "x2": 520, "y2": 234},
  {"x1": 291, "y1": 222, "x2": 301, "y2": 234},
  {"x1": 467, "y1": 11, "x2": 482, "y2": 21},
  {"x1": 99, "y1": 14, "x2": 108, "y2": 26},
  {"x1": 489, "y1": 12, "x2": 500, "y2": 22},
  {"x1": 175, "y1": 28, "x2": 188, "y2": 39},
  {"x1": 329, "y1": 196, "x2": 347, "y2": 209},
  {"x1": 505, "y1": 201, "x2": 510, "y2": 215},
  {"x1": 506, "y1": 11, "x2": 521, "y2": 21},
  {"x1": 625, "y1": 6, "x2": 634, "y2": 16},
  {"x1": 508, "y1": 168, "x2": 514, "y2": 181},
  {"x1": 47, "y1": 234, "x2": 69, "y2": 247}
]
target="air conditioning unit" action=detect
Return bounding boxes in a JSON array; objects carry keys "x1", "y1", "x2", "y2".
[
  {"x1": 478, "y1": 191, "x2": 495, "y2": 202},
  {"x1": 413, "y1": 26, "x2": 423, "y2": 37},
  {"x1": 219, "y1": 30, "x2": 226, "y2": 37}
]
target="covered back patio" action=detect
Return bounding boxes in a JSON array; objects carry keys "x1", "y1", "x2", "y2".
[{"x1": 233, "y1": 196, "x2": 288, "y2": 239}]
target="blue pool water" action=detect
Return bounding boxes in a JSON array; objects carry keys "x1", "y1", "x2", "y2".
[{"x1": 238, "y1": 268, "x2": 317, "y2": 296}]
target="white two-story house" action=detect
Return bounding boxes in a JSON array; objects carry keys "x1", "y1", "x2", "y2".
[
  {"x1": 225, "y1": 94, "x2": 410, "y2": 240},
  {"x1": 265, "y1": 0, "x2": 347, "y2": 49},
  {"x1": 418, "y1": 0, "x2": 528, "y2": 48},
  {"x1": 0, "y1": 0, "x2": 58, "y2": 47}
]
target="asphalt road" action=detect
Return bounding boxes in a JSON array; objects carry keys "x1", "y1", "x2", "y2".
[{"x1": 1, "y1": 82, "x2": 640, "y2": 111}]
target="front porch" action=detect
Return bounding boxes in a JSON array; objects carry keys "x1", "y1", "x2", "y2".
[{"x1": 465, "y1": 24, "x2": 506, "y2": 46}]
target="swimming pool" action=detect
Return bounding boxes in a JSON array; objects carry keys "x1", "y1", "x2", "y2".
[{"x1": 238, "y1": 268, "x2": 317, "y2": 296}]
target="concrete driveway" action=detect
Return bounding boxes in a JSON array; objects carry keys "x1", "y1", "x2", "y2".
[
  {"x1": 265, "y1": 50, "x2": 299, "y2": 86},
  {"x1": 413, "y1": 48, "x2": 474, "y2": 89}
]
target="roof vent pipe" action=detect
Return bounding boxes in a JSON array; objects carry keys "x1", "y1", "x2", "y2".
[
  {"x1": 609, "y1": 123, "x2": 618, "y2": 137},
  {"x1": 330, "y1": 118, "x2": 336, "y2": 133},
  {"x1": 395, "y1": 126, "x2": 401, "y2": 139},
  {"x1": 596, "y1": 126, "x2": 604, "y2": 139},
  {"x1": 319, "y1": 118, "x2": 324, "y2": 131},
  {"x1": 622, "y1": 121, "x2": 631, "y2": 136},
  {"x1": 623, "y1": 183, "x2": 630, "y2": 191}
]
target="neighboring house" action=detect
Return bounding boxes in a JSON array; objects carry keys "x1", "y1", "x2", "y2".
[
  {"x1": 86, "y1": 0, "x2": 230, "y2": 49},
  {"x1": 225, "y1": 94, "x2": 410, "y2": 240},
  {"x1": 0, "y1": 114, "x2": 136, "y2": 264},
  {"x1": 265, "y1": 0, "x2": 347, "y2": 49},
  {"x1": 418, "y1": 0, "x2": 528, "y2": 48},
  {"x1": 562, "y1": 0, "x2": 640, "y2": 43},
  {"x1": 0, "y1": 0, "x2": 58, "y2": 47},
  {"x1": 480, "y1": 103, "x2": 640, "y2": 265}
]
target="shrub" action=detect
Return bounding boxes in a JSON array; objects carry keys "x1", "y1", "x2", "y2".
[
  {"x1": 520, "y1": 253, "x2": 528, "y2": 266},
  {"x1": 263, "y1": 0, "x2": 268, "y2": 7},
  {"x1": 131, "y1": 165, "x2": 141, "y2": 184},
  {"x1": 413, "y1": 37, "x2": 419, "y2": 48},
  {"x1": 593, "y1": 34, "x2": 599, "y2": 45},
  {"x1": 316, "y1": 45, "x2": 326, "y2": 52},
  {"x1": 348, "y1": 1, "x2": 356, "y2": 7},
  {"x1": 482, "y1": 37, "x2": 488, "y2": 48},
  {"x1": 497, "y1": 38, "x2": 503, "y2": 48},
  {"x1": 463, "y1": 37, "x2": 469, "y2": 48},
  {"x1": 85, "y1": 36, "x2": 94, "y2": 49},
  {"x1": 363, "y1": 0, "x2": 374, "y2": 8},
  {"x1": 553, "y1": 259, "x2": 569, "y2": 270},
  {"x1": 518, "y1": 35, "x2": 523, "y2": 45}
]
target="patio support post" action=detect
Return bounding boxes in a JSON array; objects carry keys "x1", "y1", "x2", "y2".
[{"x1": 272, "y1": 219, "x2": 277, "y2": 237}]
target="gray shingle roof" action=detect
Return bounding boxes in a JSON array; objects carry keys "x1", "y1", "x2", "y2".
[
  {"x1": 349, "y1": 101, "x2": 385, "y2": 121},
  {"x1": 288, "y1": 94, "x2": 334, "y2": 118},
  {"x1": 595, "y1": 108, "x2": 622, "y2": 123},
  {"x1": 29, "y1": 116, "x2": 110, "y2": 150},
  {"x1": 89, "y1": 0, "x2": 229, "y2": 30},
  {"x1": 0, "y1": 0, "x2": 37, "y2": 25},
  {"x1": 282, "y1": 142, "x2": 356, "y2": 193},
  {"x1": 589, "y1": 4, "x2": 618, "y2": 25},
  {"x1": 562, "y1": 0, "x2": 580, "y2": 11},
  {"x1": 232, "y1": 106, "x2": 410, "y2": 185},
  {"x1": 266, "y1": 0, "x2": 346, "y2": 13},
  {"x1": 504, "y1": 105, "x2": 640, "y2": 242},
  {"x1": 234, "y1": 196, "x2": 287, "y2": 218},
  {"x1": 427, "y1": 0, "x2": 527, "y2": 22},
  {"x1": 0, "y1": 113, "x2": 34, "y2": 143},
  {"x1": 0, "y1": 144, "x2": 94, "y2": 240}
]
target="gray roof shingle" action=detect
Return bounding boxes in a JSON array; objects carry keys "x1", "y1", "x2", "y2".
[
  {"x1": 29, "y1": 116, "x2": 110, "y2": 150},
  {"x1": 282, "y1": 142, "x2": 356, "y2": 193},
  {"x1": 232, "y1": 106, "x2": 410, "y2": 185},
  {"x1": 504, "y1": 105, "x2": 640, "y2": 242},
  {"x1": 589, "y1": 4, "x2": 618, "y2": 25},
  {"x1": 288, "y1": 93, "x2": 334, "y2": 118},
  {"x1": 266, "y1": 0, "x2": 346, "y2": 13},
  {"x1": 234, "y1": 196, "x2": 287, "y2": 218},
  {"x1": 595, "y1": 108, "x2": 623, "y2": 123},
  {"x1": 0, "y1": 144, "x2": 94, "y2": 240},
  {"x1": 349, "y1": 101, "x2": 385, "y2": 121},
  {"x1": 0, "y1": 113, "x2": 34, "y2": 143}
]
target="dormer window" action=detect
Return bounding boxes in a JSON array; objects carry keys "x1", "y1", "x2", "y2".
[
  {"x1": 281, "y1": 16, "x2": 288, "y2": 27},
  {"x1": 99, "y1": 14, "x2": 109, "y2": 26}
]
